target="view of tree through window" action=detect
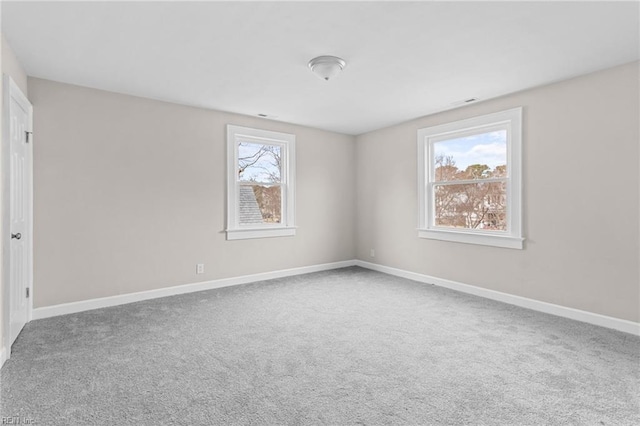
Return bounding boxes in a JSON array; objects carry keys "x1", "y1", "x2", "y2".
[
  {"x1": 432, "y1": 130, "x2": 507, "y2": 230},
  {"x1": 238, "y1": 142, "x2": 282, "y2": 224}
]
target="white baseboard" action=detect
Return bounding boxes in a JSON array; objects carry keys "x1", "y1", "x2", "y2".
[
  {"x1": 355, "y1": 260, "x2": 640, "y2": 336},
  {"x1": 30, "y1": 258, "x2": 640, "y2": 337},
  {"x1": 0, "y1": 346, "x2": 6, "y2": 369},
  {"x1": 32, "y1": 260, "x2": 356, "y2": 320}
]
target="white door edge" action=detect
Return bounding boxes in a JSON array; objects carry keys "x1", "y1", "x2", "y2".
[{"x1": 2, "y1": 75, "x2": 33, "y2": 360}]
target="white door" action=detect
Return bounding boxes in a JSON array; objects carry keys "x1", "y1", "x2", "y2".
[{"x1": 4, "y1": 77, "x2": 32, "y2": 346}]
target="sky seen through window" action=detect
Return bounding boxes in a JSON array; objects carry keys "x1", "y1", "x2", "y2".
[{"x1": 434, "y1": 130, "x2": 507, "y2": 171}]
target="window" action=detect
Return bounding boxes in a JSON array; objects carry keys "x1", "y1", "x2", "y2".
[
  {"x1": 227, "y1": 125, "x2": 295, "y2": 240},
  {"x1": 417, "y1": 108, "x2": 523, "y2": 249}
]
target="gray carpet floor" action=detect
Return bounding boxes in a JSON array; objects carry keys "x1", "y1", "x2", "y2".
[{"x1": 1, "y1": 267, "x2": 638, "y2": 425}]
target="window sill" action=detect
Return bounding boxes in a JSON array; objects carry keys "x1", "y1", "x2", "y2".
[
  {"x1": 418, "y1": 228, "x2": 524, "y2": 249},
  {"x1": 226, "y1": 226, "x2": 296, "y2": 241}
]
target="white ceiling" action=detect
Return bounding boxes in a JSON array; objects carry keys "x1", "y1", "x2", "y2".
[{"x1": 2, "y1": 1, "x2": 639, "y2": 135}]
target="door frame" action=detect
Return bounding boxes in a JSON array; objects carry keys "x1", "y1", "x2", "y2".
[{"x1": 2, "y1": 75, "x2": 33, "y2": 360}]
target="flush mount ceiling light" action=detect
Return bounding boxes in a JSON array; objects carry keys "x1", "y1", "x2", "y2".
[{"x1": 308, "y1": 55, "x2": 347, "y2": 81}]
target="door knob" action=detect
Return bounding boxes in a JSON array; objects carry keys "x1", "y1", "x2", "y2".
[{"x1": 11, "y1": 233, "x2": 21, "y2": 240}]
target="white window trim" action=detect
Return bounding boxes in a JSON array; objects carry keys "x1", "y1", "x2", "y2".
[
  {"x1": 226, "y1": 125, "x2": 296, "y2": 240},
  {"x1": 417, "y1": 107, "x2": 524, "y2": 249}
]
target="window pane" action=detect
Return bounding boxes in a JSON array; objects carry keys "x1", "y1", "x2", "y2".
[
  {"x1": 434, "y1": 181, "x2": 506, "y2": 231},
  {"x1": 239, "y1": 185, "x2": 281, "y2": 225},
  {"x1": 238, "y1": 142, "x2": 281, "y2": 183},
  {"x1": 433, "y1": 130, "x2": 507, "y2": 181}
]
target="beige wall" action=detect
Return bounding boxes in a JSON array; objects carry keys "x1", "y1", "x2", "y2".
[
  {"x1": 1, "y1": 35, "x2": 28, "y2": 96},
  {"x1": 28, "y1": 78, "x2": 356, "y2": 307},
  {"x1": 356, "y1": 61, "x2": 639, "y2": 322},
  {"x1": 1, "y1": 34, "x2": 29, "y2": 356}
]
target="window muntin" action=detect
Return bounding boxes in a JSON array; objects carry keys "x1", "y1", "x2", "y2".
[
  {"x1": 227, "y1": 125, "x2": 295, "y2": 240},
  {"x1": 418, "y1": 108, "x2": 523, "y2": 249}
]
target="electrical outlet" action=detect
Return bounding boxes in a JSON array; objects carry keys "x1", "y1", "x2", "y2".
[
  {"x1": 196, "y1": 264, "x2": 205, "y2": 274},
  {"x1": 370, "y1": 249, "x2": 375, "y2": 257}
]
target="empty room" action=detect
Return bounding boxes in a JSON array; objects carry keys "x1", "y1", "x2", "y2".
[{"x1": 1, "y1": 1, "x2": 639, "y2": 425}]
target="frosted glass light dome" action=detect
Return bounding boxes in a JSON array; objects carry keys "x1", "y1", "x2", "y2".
[{"x1": 308, "y1": 56, "x2": 347, "y2": 81}]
